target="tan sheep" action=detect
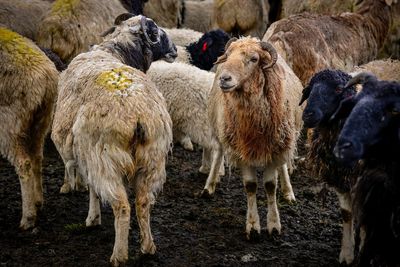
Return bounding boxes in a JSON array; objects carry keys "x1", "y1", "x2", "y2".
[
  {"x1": 0, "y1": 0, "x2": 51, "y2": 41},
  {"x1": 350, "y1": 59, "x2": 400, "y2": 81},
  {"x1": 263, "y1": 0, "x2": 395, "y2": 86},
  {"x1": 51, "y1": 14, "x2": 176, "y2": 265},
  {"x1": 181, "y1": 0, "x2": 214, "y2": 33},
  {"x1": 143, "y1": 0, "x2": 183, "y2": 28},
  {"x1": 0, "y1": 27, "x2": 58, "y2": 230},
  {"x1": 202, "y1": 37, "x2": 303, "y2": 237},
  {"x1": 36, "y1": 0, "x2": 127, "y2": 62},
  {"x1": 212, "y1": 0, "x2": 269, "y2": 38},
  {"x1": 280, "y1": 0, "x2": 357, "y2": 19}
]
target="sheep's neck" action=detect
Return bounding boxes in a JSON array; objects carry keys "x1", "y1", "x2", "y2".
[
  {"x1": 222, "y1": 69, "x2": 293, "y2": 164},
  {"x1": 308, "y1": 121, "x2": 359, "y2": 191}
]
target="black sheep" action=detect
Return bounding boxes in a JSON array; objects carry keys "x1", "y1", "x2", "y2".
[
  {"x1": 300, "y1": 69, "x2": 361, "y2": 265},
  {"x1": 186, "y1": 29, "x2": 230, "y2": 71},
  {"x1": 334, "y1": 72, "x2": 400, "y2": 266}
]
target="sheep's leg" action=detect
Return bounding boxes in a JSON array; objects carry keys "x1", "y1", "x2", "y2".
[
  {"x1": 175, "y1": 131, "x2": 193, "y2": 151},
  {"x1": 263, "y1": 166, "x2": 281, "y2": 234},
  {"x1": 14, "y1": 150, "x2": 38, "y2": 230},
  {"x1": 359, "y1": 225, "x2": 366, "y2": 252},
  {"x1": 110, "y1": 188, "x2": 131, "y2": 266},
  {"x1": 60, "y1": 161, "x2": 87, "y2": 193},
  {"x1": 241, "y1": 165, "x2": 260, "y2": 239},
  {"x1": 135, "y1": 193, "x2": 156, "y2": 255},
  {"x1": 201, "y1": 147, "x2": 223, "y2": 196},
  {"x1": 59, "y1": 169, "x2": 72, "y2": 194},
  {"x1": 31, "y1": 152, "x2": 44, "y2": 209},
  {"x1": 199, "y1": 148, "x2": 225, "y2": 176},
  {"x1": 85, "y1": 186, "x2": 101, "y2": 227},
  {"x1": 337, "y1": 191, "x2": 354, "y2": 265},
  {"x1": 278, "y1": 164, "x2": 296, "y2": 203}
]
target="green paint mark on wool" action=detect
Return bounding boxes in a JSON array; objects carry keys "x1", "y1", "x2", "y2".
[
  {"x1": 96, "y1": 67, "x2": 135, "y2": 93},
  {"x1": 0, "y1": 28, "x2": 44, "y2": 66},
  {"x1": 51, "y1": 0, "x2": 80, "y2": 16}
]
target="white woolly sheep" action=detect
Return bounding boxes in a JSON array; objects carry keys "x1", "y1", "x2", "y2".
[
  {"x1": 0, "y1": 27, "x2": 58, "y2": 230},
  {"x1": 36, "y1": 0, "x2": 146, "y2": 62},
  {"x1": 212, "y1": 0, "x2": 270, "y2": 39},
  {"x1": 0, "y1": 0, "x2": 51, "y2": 41},
  {"x1": 147, "y1": 60, "x2": 225, "y2": 174},
  {"x1": 51, "y1": 14, "x2": 176, "y2": 265},
  {"x1": 202, "y1": 37, "x2": 303, "y2": 238},
  {"x1": 263, "y1": 0, "x2": 395, "y2": 86},
  {"x1": 163, "y1": 27, "x2": 203, "y2": 46}
]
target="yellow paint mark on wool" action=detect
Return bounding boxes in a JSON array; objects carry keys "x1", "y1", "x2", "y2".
[
  {"x1": 51, "y1": 0, "x2": 80, "y2": 16},
  {"x1": 0, "y1": 28, "x2": 44, "y2": 66},
  {"x1": 96, "y1": 67, "x2": 135, "y2": 93}
]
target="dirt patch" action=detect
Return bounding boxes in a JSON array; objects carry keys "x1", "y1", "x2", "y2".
[{"x1": 0, "y1": 139, "x2": 342, "y2": 266}]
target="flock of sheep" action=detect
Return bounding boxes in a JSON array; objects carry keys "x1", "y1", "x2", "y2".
[{"x1": 0, "y1": 0, "x2": 400, "y2": 266}]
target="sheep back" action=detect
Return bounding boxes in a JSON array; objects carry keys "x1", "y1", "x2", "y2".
[
  {"x1": 163, "y1": 28, "x2": 202, "y2": 46},
  {"x1": 280, "y1": 0, "x2": 356, "y2": 19},
  {"x1": 147, "y1": 61, "x2": 214, "y2": 149},
  {"x1": 0, "y1": 0, "x2": 51, "y2": 41},
  {"x1": 143, "y1": 0, "x2": 183, "y2": 28},
  {"x1": 182, "y1": 0, "x2": 213, "y2": 33},
  {"x1": 0, "y1": 27, "x2": 58, "y2": 161},
  {"x1": 351, "y1": 59, "x2": 400, "y2": 81},
  {"x1": 36, "y1": 0, "x2": 127, "y2": 62},
  {"x1": 55, "y1": 50, "x2": 172, "y2": 201},
  {"x1": 212, "y1": 0, "x2": 269, "y2": 38},
  {"x1": 209, "y1": 55, "x2": 303, "y2": 167}
]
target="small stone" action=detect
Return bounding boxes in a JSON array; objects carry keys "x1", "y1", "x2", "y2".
[{"x1": 241, "y1": 253, "x2": 257, "y2": 263}]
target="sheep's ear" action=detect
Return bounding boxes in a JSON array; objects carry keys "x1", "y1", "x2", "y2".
[
  {"x1": 224, "y1": 37, "x2": 237, "y2": 51},
  {"x1": 141, "y1": 16, "x2": 160, "y2": 44},
  {"x1": 214, "y1": 54, "x2": 227, "y2": 65},
  {"x1": 114, "y1": 13, "x2": 135, "y2": 25},
  {"x1": 100, "y1": 26, "x2": 116, "y2": 37},
  {"x1": 330, "y1": 96, "x2": 356, "y2": 121},
  {"x1": 299, "y1": 86, "x2": 311, "y2": 106}
]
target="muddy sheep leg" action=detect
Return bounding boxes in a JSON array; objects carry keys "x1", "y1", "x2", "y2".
[
  {"x1": 14, "y1": 148, "x2": 39, "y2": 230},
  {"x1": 201, "y1": 146, "x2": 224, "y2": 196},
  {"x1": 135, "y1": 192, "x2": 156, "y2": 255},
  {"x1": 241, "y1": 164, "x2": 260, "y2": 239},
  {"x1": 263, "y1": 165, "x2": 281, "y2": 235},
  {"x1": 85, "y1": 186, "x2": 101, "y2": 227},
  {"x1": 199, "y1": 147, "x2": 225, "y2": 176},
  {"x1": 110, "y1": 188, "x2": 131, "y2": 266},
  {"x1": 278, "y1": 163, "x2": 296, "y2": 203},
  {"x1": 336, "y1": 191, "x2": 354, "y2": 265}
]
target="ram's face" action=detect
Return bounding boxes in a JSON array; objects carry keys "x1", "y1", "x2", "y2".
[{"x1": 215, "y1": 40, "x2": 265, "y2": 93}]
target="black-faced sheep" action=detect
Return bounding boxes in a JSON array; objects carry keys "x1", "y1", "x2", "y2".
[
  {"x1": 212, "y1": 0, "x2": 270, "y2": 38},
  {"x1": 202, "y1": 37, "x2": 303, "y2": 238},
  {"x1": 299, "y1": 69, "x2": 362, "y2": 264},
  {"x1": 263, "y1": 0, "x2": 395, "y2": 86},
  {"x1": 36, "y1": 0, "x2": 147, "y2": 63},
  {"x1": 0, "y1": 27, "x2": 58, "y2": 230},
  {"x1": 334, "y1": 73, "x2": 400, "y2": 266},
  {"x1": 175, "y1": 29, "x2": 230, "y2": 71},
  {"x1": 51, "y1": 14, "x2": 176, "y2": 265}
]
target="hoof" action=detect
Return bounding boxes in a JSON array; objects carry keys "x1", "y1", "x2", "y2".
[
  {"x1": 86, "y1": 216, "x2": 101, "y2": 227},
  {"x1": 20, "y1": 216, "x2": 36, "y2": 231},
  {"x1": 141, "y1": 242, "x2": 156, "y2": 255},
  {"x1": 246, "y1": 228, "x2": 261, "y2": 241},
  {"x1": 283, "y1": 192, "x2": 296, "y2": 204},
  {"x1": 200, "y1": 189, "x2": 214, "y2": 199},
  {"x1": 339, "y1": 249, "x2": 354, "y2": 265},
  {"x1": 59, "y1": 183, "x2": 72, "y2": 194},
  {"x1": 75, "y1": 183, "x2": 88, "y2": 192},
  {"x1": 198, "y1": 166, "x2": 210, "y2": 174},
  {"x1": 267, "y1": 221, "x2": 281, "y2": 236}
]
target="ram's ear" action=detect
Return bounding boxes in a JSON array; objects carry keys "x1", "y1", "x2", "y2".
[
  {"x1": 299, "y1": 86, "x2": 311, "y2": 106},
  {"x1": 214, "y1": 54, "x2": 227, "y2": 65},
  {"x1": 114, "y1": 13, "x2": 135, "y2": 25},
  {"x1": 330, "y1": 96, "x2": 357, "y2": 121}
]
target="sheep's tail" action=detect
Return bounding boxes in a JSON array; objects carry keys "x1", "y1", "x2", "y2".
[
  {"x1": 72, "y1": 113, "x2": 136, "y2": 203},
  {"x1": 353, "y1": 168, "x2": 400, "y2": 266}
]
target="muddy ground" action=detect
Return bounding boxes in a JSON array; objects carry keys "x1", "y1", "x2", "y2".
[{"x1": 0, "y1": 139, "x2": 343, "y2": 266}]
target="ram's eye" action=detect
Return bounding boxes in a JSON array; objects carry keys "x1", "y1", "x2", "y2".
[
  {"x1": 335, "y1": 87, "x2": 343, "y2": 94},
  {"x1": 250, "y1": 56, "x2": 258, "y2": 63}
]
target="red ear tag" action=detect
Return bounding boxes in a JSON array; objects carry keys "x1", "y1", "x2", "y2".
[{"x1": 202, "y1": 42, "x2": 208, "y2": 52}]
